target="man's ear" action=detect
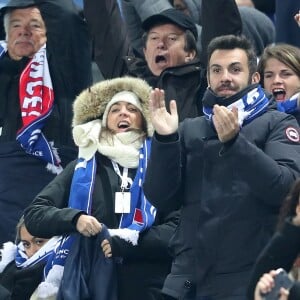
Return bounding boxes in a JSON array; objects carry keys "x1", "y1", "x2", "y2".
[
  {"x1": 251, "y1": 71, "x2": 260, "y2": 83},
  {"x1": 296, "y1": 203, "x2": 300, "y2": 216},
  {"x1": 143, "y1": 47, "x2": 149, "y2": 62},
  {"x1": 206, "y1": 70, "x2": 210, "y2": 86},
  {"x1": 184, "y1": 50, "x2": 196, "y2": 63}
]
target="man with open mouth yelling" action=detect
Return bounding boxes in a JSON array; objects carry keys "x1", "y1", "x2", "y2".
[{"x1": 83, "y1": 0, "x2": 243, "y2": 121}]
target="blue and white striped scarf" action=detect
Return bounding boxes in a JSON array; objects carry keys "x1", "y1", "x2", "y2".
[
  {"x1": 15, "y1": 237, "x2": 61, "y2": 268},
  {"x1": 116, "y1": 138, "x2": 156, "y2": 232},
  {"x1": 276, "y1": 92, "x2": 300, "y2": 114},
  {"x1": 203, "y1": 84, "x2": 269, "y2": 126},
  {"x1": 0, "y1": 237, "x2": 60, "y2": 274}
]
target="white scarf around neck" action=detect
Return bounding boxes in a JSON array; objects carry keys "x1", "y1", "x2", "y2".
[{"x1": 73, "y1": 120, "x2": 144, "y2": 168}]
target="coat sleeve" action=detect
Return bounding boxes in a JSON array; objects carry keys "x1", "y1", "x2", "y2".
[
  {"x1": 24, "y1": 161, "x2": 83, "y2": 239},
  {"x1": 289, "y1": 282, "x2": 300, "y2": 300},
  {"x1": 0, "y1": 285, "x2": 10, "y2": 300},
  {"x1": 143, "y1": 132, "x2": 184, "y2": 212},
  {"x1": 37, "y1": 0, "x2": 92, "y2": 96},
  {"x1": 110, "y1": 209, "x2": 180, "y2": 261},
  {"x1": 83, "y1": 0, "x2": 130, "y2": 79},
  {"x1": 247, "y1": 219, "x2": 300, "y2": 299},
  {"x1": 200, "y1": 0, "x2": 242, "y2": 66},
  {"x1": 223, "y1": 113, "x2": 300, "y2": 207}
]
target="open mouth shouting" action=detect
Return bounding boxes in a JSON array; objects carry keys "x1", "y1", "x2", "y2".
[
  {"x1": 272, "y1": 88, "x2": 286, "y2": 101},
  {"x1": 117, "y1": 120, "x2": 131, "y2": 132},
  {"x1": 155, "y1": 54, "x2": 167, "y2": 65}
]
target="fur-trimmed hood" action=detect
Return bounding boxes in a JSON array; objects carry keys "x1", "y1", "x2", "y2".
[{"x1": 72, "y1": 77, "x2": 153, "y2": 136}]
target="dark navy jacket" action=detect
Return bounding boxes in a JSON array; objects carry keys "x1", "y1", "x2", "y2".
[{"x1": 144, "y1": 103, "x2": 300, "y2": 299}]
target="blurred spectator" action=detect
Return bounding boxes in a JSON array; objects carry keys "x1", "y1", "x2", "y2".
[
  {"x1": 248, "y1": 179, "x2": 300, "y2": 300},
  {"x1": 169, "y1": 0, "x2": 275, "y2": 57},
  {"x1": 275, "y1": 0, "x2": 300, "y2": 48},
  {"x1": 238, "y1": 6, "x2": 275, "y2": 57},
  {"x1": 252, "y1": 0, "x2": 275, "y2": 21}
]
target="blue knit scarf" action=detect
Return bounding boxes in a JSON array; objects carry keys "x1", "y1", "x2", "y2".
[
  {"x1": 0, "y1": 237, "x2": 59, "y2": 274},
  {"x1": 203, "y1": 84, "x2": 269, "y2": 126},
  {"x1": 118, "y1": 138, "x2": 156, "y2": 231},
  {"x1": 276, "y1": 92, "x2": 300, "y2": 114}
]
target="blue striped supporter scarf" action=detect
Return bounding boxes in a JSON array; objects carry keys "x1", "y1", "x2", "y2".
[
  {"x1": 0, "y1": 237, "x2": 60, "y2": 274},
  {"x1": 203, "y1": 84, "x2": 270, "y2": 127},
  {"x1": 276, "y1": 92, "x2": 300, "y2": 114},
  {"x1": 36, "y1": 119, "x2": 156, "y2": 298},
  {"x1": 0, "y1": 41, "x2": 62, "y2": 174}
]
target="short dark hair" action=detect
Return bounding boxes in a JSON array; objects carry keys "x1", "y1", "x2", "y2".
[
  {"x1": 142, "y1": 28, "x2": 198, "y2": 56},
  {"x1": 207, "y1": 34, "x2": 258, "y2": 77}
]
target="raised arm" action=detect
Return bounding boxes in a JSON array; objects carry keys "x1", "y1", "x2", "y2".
[
  {"x1": 38, "y1": 0, "x2": 93, "y2": 95},
  {"x1": 149, "y1": 88, "x2": 178, "y2": 135},
  {"x1": 144, "y1": 89, "x2": 182, "y2": 212},
  {"x1": 200, "y1": 0, "x2": 242, "y2": 65},
  {"x1": 83, "y1": 0, "x2": 130, "y2": 78}
]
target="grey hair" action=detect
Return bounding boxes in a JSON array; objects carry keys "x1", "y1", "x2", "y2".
[{"x1": 3, "y1": 11, "x2": 10, "y2": 40}]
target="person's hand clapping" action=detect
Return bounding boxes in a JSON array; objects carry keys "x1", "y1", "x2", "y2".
[
  {"x1": 149, "y1": 88, "x2": 178, "y2": 135},
  {"x1": 212, "y1": 105, "x2": 240, "y2": 143}
]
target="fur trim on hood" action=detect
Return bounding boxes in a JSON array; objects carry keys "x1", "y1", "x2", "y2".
[{"x1": 72, "y1": 77, "x2": 153, "y2": 136}]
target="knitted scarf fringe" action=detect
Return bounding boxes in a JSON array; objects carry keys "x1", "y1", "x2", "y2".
[
  {"x1": 108, "y1": 228, "x2": 139, "y2": 245},
  {"x1": 36, "y1": 265, "x2": 64, "y2": 298},
  {"x1": 0, "y1": 242, "x2": 17, "y2": 273}
]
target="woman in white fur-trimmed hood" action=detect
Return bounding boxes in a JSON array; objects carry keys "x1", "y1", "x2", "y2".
[{"x1": 23, "y1": 77, "x2": 179, "y2": 300}]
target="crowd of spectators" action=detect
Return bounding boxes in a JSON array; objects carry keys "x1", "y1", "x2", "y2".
[{"x1": 0, "y1": 0, "x2": 300, "y2": 299}]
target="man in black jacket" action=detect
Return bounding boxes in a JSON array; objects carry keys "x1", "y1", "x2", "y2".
[
  {"x1": 83, "y1": 0, "x2": 242, "y2": 121},
  {"x1": 0, "y1": 0, "x2": 92, "y2": 244},
  {"x1": 144, "y1": 34, "x2": 300, "y2": 299}
]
